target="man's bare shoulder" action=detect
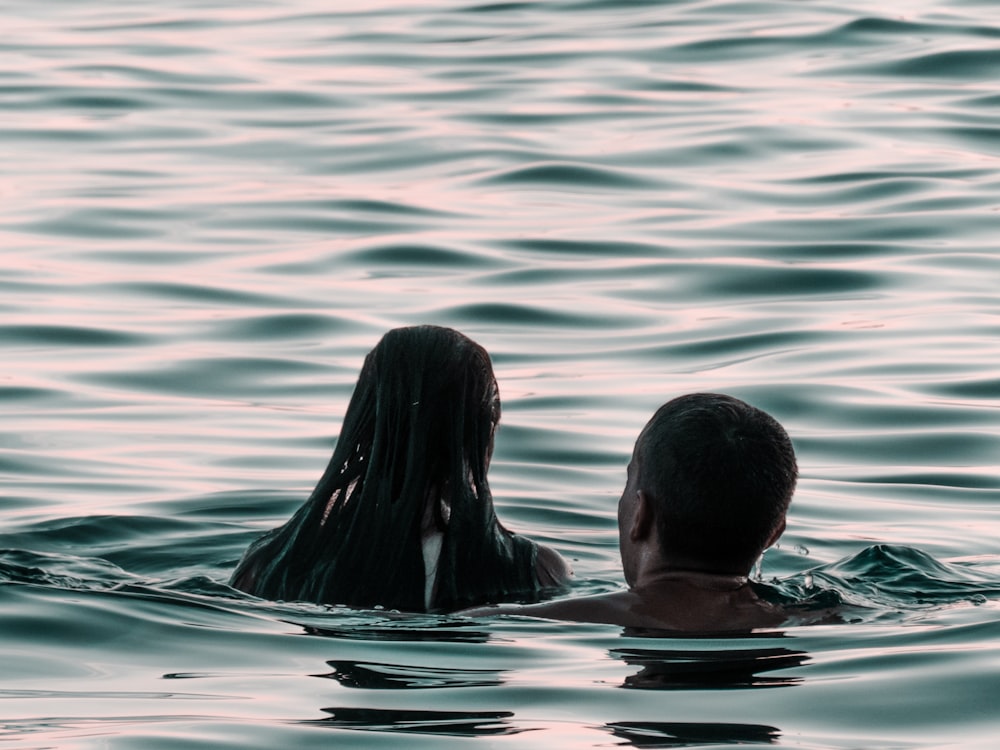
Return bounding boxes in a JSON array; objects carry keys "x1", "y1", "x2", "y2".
[{"x1": 462, "y1": 587, "x2": 837, "y2": 632}]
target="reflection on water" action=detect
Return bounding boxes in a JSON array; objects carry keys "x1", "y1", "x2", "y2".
[
  {"x1": 605, "y1": 721, "x2": 780, "y2": 747},
  {"x1": 307, "y1": 707, "x2": 527, "y2": 737},
  {"x1": 296, "y1": 620, "x2": 491, "y2": 644},
  {"x1": 612, "y1": 646, "x2": 808, "y2": 691},
  {"x1": 314, "y1": 660, "x2": 505, "y2": 689},
  {"x1": 307, "y1": 710, "x2": 782, "y2": 745}
]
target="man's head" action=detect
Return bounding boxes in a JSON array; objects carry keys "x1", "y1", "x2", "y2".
[{"x1": 619, "y1": 393, "x2": 797, "y2": 579}]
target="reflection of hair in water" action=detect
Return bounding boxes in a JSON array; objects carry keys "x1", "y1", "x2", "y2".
[
  {"x1": 308, "y1": 707, "x2": 522, "y2": 737},
  {"x1": 315, "y1": 660, "x2": 504, "y2": 690},
  {"x1": 230, "y1": 326, "x2": 543, "y2": 612}
]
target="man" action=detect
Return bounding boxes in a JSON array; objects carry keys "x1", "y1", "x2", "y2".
[{"x1": 466, "y1": 393, "x2": 799, "y2": 632}]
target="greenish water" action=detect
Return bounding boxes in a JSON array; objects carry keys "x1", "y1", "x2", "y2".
[{"x1": 3, "y1": 0, "x2": 1000, "y2": 746}]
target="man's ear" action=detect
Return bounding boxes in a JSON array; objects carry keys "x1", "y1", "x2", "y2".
[
  {"x1": 630, "y1": 490, "x2": 655, "y2": 541},
  {"x1": 764, "y1": 517, "x2": 786, "y2": 549}
]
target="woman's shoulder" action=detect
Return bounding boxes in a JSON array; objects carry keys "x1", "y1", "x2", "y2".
[{"x1": 533, "y1": 542, "x2": 572, "y2": 589}]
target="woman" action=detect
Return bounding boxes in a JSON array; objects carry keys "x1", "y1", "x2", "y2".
[{"x1": 230, "y1": 325, "x2": 570, "y2": 612}]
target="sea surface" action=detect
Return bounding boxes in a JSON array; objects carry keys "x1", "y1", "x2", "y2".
[{"x1": 3, "y1": 0, "x2": 1000, "y2": 747}]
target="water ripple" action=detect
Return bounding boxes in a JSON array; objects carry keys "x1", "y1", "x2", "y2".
[{"x1": 478, "y1": 162, "x2": 660, "y2": 189}]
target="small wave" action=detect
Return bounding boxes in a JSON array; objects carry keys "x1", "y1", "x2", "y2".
[
  {"x1": 497, "y1": 237, "x2": 664, "y2": 258},
  {"x1": 477, "y1": 162, "x2": 657, "y2": 190},
  {"x1": 0, "y1": 385, "x2": 64, "y2": 403},
  {"x1": 823, "y1": 48, "x2": 1000, "y2": 80},
  {"x1": 37, "y1": 92, "x2": 156, "y2": 112},
  {"x1": 459, "y1": 1, "x2": 539, "y2": 13},
  {"x1": 884, "y1": 49, "x2": 1000, "y2": 79},
  {"x1": 212, "y1": 312, "x2": 349, "y2": 342},
  {"x1": 18, "y1": 208, "x2": 174, "y2": 239},
  {"x1": 699, "y1": 264, "x2": 883, "y2": 298},
  {"x1": 777, "y1": 544, "x2": 1000, "y2": 612},
  {"x1": 66, "y1": 63, "x2": 250, "y2": 87},
  {"x1": 444, "y1": 301, "x2": 636, "y2": 328},
  {"x1": 926, "y1": 376, "x2": 1000, "y2": 400},
  {"x1": 347, "y1": 243, "x2": 504, "y2": 270},
  {"x1": 103, "y1": 280, "x2": 288, "y2": 305},
  {"x1": 0, "y1": 324, "x2": 144, "y2": 347},
  {"x1": 665, "y1": 329, "x2": 815, "y2": 360},
  {"x1": 1, "y1": 513, "x2": 268, "y2": 589},
  {"x1": 0, "y1": 548, "x2": 132, "y2": 590},
  {"x1": 78, "y1": 355, "x2": 328, "y2": 400},
  {"x1": 831, "y1": 16, "x2": 1000, "y2": 44}
]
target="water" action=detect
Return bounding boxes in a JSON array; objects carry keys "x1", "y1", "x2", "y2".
[{"x1": 3, "y1": 0, "x2": 1000, "y2": 746}]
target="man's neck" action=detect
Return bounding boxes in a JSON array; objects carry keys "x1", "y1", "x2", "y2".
[{"x1": 636, "y1": 568, "x2": 749, "y2": 593}]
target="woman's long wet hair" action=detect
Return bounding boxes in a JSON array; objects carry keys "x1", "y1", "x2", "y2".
[{"x1": 230, "y1": 325, "x2": 539, "y2": 612}]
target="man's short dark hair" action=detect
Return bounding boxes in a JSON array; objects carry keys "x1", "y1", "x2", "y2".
[{"x1": 637, "y1": 393, "x2": 797, "y2": 573}]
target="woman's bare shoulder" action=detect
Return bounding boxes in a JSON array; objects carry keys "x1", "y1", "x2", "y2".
[{"x1": 534, "y1": 543, "x2": 572, "y2": 589}]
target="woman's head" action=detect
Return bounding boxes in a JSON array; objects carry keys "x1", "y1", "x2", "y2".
[
  {"x1": 232, "y1": 325, "x2": 540, "y2": 612},
  {"x1": 335, "y1": 326, "x2": 501, "y2": 522},
  {"x1": 307, "y1": 326, "x2": 515, "y2": 607}
]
